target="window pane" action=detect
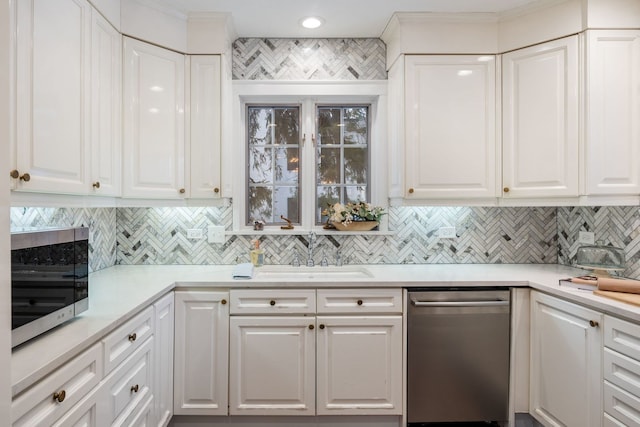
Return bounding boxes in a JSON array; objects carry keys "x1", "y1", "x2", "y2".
[
  {"x1": 317, "y1": 108, "x2": 341, "y2": 145},
  {"x1": 344, "y1": 147, "x2": 367, "y2": 184},
  {"x1": 248, "y1": 186, "x2": 272, "y2": 223},
  {"x1": 247, "y1": 105, "x2": 300, "y2": 226},
  {"x1": 317, "y1": 147, "x2": 340, "y2": 184},
  {"x1": 317, "y1": 186, "x2": 340, "y2": 223},
  {"x1": 275, "y1": 147, "x2": 299, "y2": 183},
  {"x1": 315, "y1": 105, "x2": 370, "y2": 225},
  {"x1": 274, "y1": 108, "x2": 299, "y2": 145},
  {"x1": 345, "y1": 186, "x2": 367, "y2": 204},
  {"x1": 274, "y1": 186, "x2": 299, "y2": 222},
  {"x1": 343, "y1": 107, "x2": 368, "y2": 145},
  {"x1": 249, "y1": 146, "x2": 273, "y2": 184}
]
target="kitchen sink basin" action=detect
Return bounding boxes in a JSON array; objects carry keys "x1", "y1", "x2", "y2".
[{"x1": 255, "y1": 266, "x2": 373, "y2": 280}]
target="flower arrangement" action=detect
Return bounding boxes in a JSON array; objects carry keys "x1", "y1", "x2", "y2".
[{"x1": 324, "y1": 201, "x2": 386, "y2": 227}]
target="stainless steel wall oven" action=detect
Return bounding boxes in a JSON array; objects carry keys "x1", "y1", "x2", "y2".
[{"x1": 11, "y1": 227, "x2": 89, "y2": 348}]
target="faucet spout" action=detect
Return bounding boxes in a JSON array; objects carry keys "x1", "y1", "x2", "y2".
[{"x1": 306, "y1": 231, "x2": 316, "y2": 267}]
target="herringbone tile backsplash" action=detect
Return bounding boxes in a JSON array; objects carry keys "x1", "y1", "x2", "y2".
[
  {"x1": 232, "y1": 38, "x2": 387, "y2": 80},
  {"x1": 12, "y1": 206, "x2": 640, "y2": 278}
]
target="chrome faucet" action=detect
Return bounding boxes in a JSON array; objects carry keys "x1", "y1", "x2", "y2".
[
  {"x1": 291, "y1": 252, "x2": 301, "y2": 267},
  {"x1": 306, "y1": 231, "x2": 316, "y2": 267},
  {"x1": 335, "y1": 249, "x2": 343, "y2": 267}
]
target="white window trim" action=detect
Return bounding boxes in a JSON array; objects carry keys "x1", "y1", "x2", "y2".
[{"x1": 230, "y1": 80, "x2": 388, "y2": 233}]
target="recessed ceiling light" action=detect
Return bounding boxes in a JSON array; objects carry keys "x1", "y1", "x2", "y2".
[{"x1": 300, "y1": 16, "x2": 324, "y2": 29}]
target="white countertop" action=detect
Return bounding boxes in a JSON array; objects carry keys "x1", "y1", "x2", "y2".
[{"x1": 11, "y1": 263, "x2": 640, "y2": 397}]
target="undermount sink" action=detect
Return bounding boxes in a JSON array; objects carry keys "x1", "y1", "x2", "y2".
[{"x1": 255, "y1": 266, "x2": 373, "y2": 280}]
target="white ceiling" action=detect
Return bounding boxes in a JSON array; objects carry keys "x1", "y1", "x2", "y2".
[{"x1": 151, "y1": 0, "x2": 543, "y2": 38}]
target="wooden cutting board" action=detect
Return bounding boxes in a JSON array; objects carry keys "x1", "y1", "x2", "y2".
[{"x1": 594, "y1": 290, "x2": 640, "y2": 307}]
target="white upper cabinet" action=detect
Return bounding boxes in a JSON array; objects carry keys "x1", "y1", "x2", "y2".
[
  {"x1": 14, "y1": 0, "x2": 91, "y2": 194},
  {"x1": 189, "y1": 55, "x2": 222, "y2": 199},
  {"x1": 90, "y1": 10, "x2": 121, "y2": 196},
  {"x1": 13, "y1": 0, "x2": 122, "y2": 197},
  {"x1": 502, "y1": 35, "x2": 580, "y2": 199},
  {"x1": 404, "y1": 55, "x2": 497, "y2": 200},
  {"x1": 122, "y1": 37, "x2": 186, "y2": 199},
  {"x1": 585, "y1": 30, "x2": 640, "y2": 196}
]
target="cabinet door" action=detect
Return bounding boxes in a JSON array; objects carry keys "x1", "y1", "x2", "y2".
[
  {"x1": 189, "y1": 55, "x2": 222, "y2": 199},
  {"x1": 173, "y1": 291, "x2": 229, "y2": 416},
  {"x1": 90, "y1": 9, "x2": 121, "y2": 196},
  {"x1": 530, "y1": 291, "x2": 602, "y2": 427},
  {"x1": 14, "y1": 0, "x2": 91, "y2": 194},
  {"x1": 502, "y1": 36, "x2": 579, "y2": 198},
  {"x1": 122, "y1": 37, "x2": 185, "y2": 199},
  {"x1": 316, "y1": 316, "x2": 402, "y2": 415},
  {"x1": 586, "y1": 30, "x2": 640, "y2": 196},
  {"x1": 404, "y1": 55, "x2": 497, "y2": 199},
  {"x1": 153, "y1": 293, "x2": 174, "y2": 426},
  {"x1": 229, "y1": 316, "x2": 315, "y2": 415}
]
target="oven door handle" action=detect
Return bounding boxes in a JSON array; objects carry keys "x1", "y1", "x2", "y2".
[{"x1": 411, "y1": 300, "x2": 509, "y2": 307}]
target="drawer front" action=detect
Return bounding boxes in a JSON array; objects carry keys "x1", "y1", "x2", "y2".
[
  {"x1": 103, "y1": 306, "x2": 154, "y2": 375},
  {"x1": 604, "y1": 381, "x2": 640, "y2": 427},
  {"x1": 317, "y1": 288, "x2": 403, "y2": 314},
  {"x1": 605, "y1": 315, "x2": 640, "y2": 361},
  {"x1": 115, "y1": 394, "x2": 154, "y2": 427},
  {"x1": 604, "y1": 413, "x2": 627, "y2": 427},
  {"x1": 12, "y1": 342, "x2": 103, "y2": 427},
  {"x1": 605, "y1": 347, "x2": 640, "y2": 398},
  {"x1": 104, "y1": 336, "x2": 154, "y2": 425},
  {"x1": 230, "y1": 289, "x2": 316, "y2": 314},
  {"x1": 51, "y1": 385, "x2": 101, "y2": 427}
]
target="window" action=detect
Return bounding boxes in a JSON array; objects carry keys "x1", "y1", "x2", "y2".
[
  {"x1": 316, "y1": 106, "x2": 370, "y2": 224},
  {"x1": 233, "y1": 82, "x2": 387, "y2": 231},
  {"x1": 246, "y1": 104, "x2": 371, "y2": 227},
  {"x1": 247, "y1": 105, "x2": 301, "y2": 225}
]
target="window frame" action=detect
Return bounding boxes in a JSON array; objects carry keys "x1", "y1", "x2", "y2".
[{"x1": 230, "y1": 81, "x2": 388, "y2": 233}]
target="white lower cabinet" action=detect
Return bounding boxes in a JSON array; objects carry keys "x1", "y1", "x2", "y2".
[
  {"x1": 154, "y1": 293, "x2": 174, "y2": 426},
  {"x1": 11, "y1": 343, "x2": 103, "y2": 427},
  {"x1": 229, "y1": 315, "x2": 316, "y2": 415},
  {"x1": 316, "y1": 315, "x2": 402, "y2": 415},
  {"x1": 603, "y1": 315, "x2": 640, "y2": 425},
  {"x1": 103, "y1": 337, "x2": 154, "y2": 426},
  {"x1": 227, "y1": 288, "x2": 403, "y2": 417},
  {"x1": 173, "y1": 291, "x2": 229, "y2": 415},
  {"x1": 530, "y1": 291, "x2": 603, "y2": 427},
  {"x1": 11, "y1": 295, "x2": 170, "y2": 427}
]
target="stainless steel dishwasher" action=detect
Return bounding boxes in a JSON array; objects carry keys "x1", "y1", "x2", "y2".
[{"x1": 407, "y1": 288, "x2": 511, "y2": 425}]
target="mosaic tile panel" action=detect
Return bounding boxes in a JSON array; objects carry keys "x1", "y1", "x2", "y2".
[
  {"x1": 232, "y1": 38, "x2": 387, "y2": 80},
  {"x1": 114, "y1": 206, "x2": 557, "y2": 266},
  {"x1": 10, "y1": 207, "x2": 117, "y2": 272},
  {"x1": 557, "y1": 206, "x2": 640, "y2": 279}
]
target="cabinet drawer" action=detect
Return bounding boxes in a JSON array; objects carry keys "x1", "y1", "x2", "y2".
[
  {"x1": 230, "y1": 289, "x2": 316, "y2": 314},
  {"x1": 103, "y1": 306, "x2": 154, "y2": 375},
  {"x1": 605, "y1": 315, "x2": 640, "y2": 361},
  {"x1": 604, "y1": 413, "x2": 627, "y2": 427},
  {"x1": 604, "y1": 381, "x2": 640, "y2": 427},
  {"x1": 317, "y1": 289, "x2": 402, "y2": 314},
  {"x1": 115, "y1": 394, "x2": 154, "y2": 427},
  {"x1": 12, "y1": 342, "x2": 103, "y2": 427},
  {"x1": 104, "y1": 336, "x2": 154, "y2": 425},
  {"x1": 605, "y1": 347, "x2": 640, "y2": 398}
]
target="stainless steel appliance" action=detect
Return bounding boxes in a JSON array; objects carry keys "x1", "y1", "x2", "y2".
[
  {"x1": 11, "y1": 227, "x2": 89, "y2": 348},
  {"x1": 407, "y1": 288, "x2": 510, "y2": 425}
]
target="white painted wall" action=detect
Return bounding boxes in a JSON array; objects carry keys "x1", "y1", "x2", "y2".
[{"x1": 0, "y1": 0, "x2": 13, "y2": 420}]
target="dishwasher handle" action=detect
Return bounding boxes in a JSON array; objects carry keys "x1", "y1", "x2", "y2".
[{"x1": 411, "y1": 299, "x2": 509, "y2": 308}]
